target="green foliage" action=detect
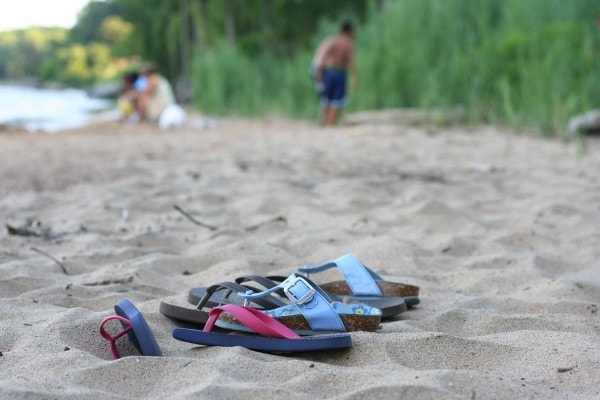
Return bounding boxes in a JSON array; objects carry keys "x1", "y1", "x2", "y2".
[
  {"x1": 189, "y1": 1, "x2": 368, "y2": 118},
  {"x1": 59, "y1": 44, "x2": 91, "y2": 85},
  {"x1": 192, "y1": 42, "x2": 316, "y2": 118},
  {"x1": 0, "y1": 28, "x2": 67, "y2": 81},
  {"x1": 192, "y1": 0, "x2": 600, "y2": 135},
  {"x1": 112, "y1": 0, "x2": 369, "y2": 84},
  {"x1": 1, "y1": 0, "x2": 598, "y2": 136},
  {"x1": 0, "y1": 1, "x2": 134, "y2": 87},
  {"x1": 69, "y1": 0, "x2": 125, "y2": 44},
  {"x1": 100, "y1": 16, "x2": 133, "y2": 46},
  {"x1": 114, "y1": 0, "x2": 181, "y2": 82},
  {"x1": 348, "y1": 0, "x2": 600, "y2": 135}
]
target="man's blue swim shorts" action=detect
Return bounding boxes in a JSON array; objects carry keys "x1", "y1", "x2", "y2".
[{"x1": 320, "y1": 69, "x2": 347, "y2": 109}]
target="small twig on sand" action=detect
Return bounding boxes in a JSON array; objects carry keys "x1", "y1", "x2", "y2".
[
  {"x1": 557, "y1": 366, "x2": 575, "y2": 373},
  {"x1": 30, "y1": 247, "x2": 68, "y2": 275},
  {"x1": 397, "y1": 171, "x2": 446, "y2": 183},
  {"x1": 245, "y1": 216, "x2": 287, "y2": 232},
  {"x1": 173, "y1": 204, "x2": 218, "y2": 231},
  {"x1": 83, "y1": 276, "x2": 134, "y2": 286}
]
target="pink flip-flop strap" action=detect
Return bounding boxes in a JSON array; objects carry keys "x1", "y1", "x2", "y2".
[
  {"x1": 99, "y1": 315, "x2": 132, "y2": 341},
  {"x1": 99, "y1": 315, "x2": 133, "y2": 360},
  {"x1": 204, "y1": 304, "x2": 301, "y2": 339}
]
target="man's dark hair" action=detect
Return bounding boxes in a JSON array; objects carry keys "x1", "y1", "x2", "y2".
[{"x1": 341, "y1": 20, "x2": 353, "y2": 34}]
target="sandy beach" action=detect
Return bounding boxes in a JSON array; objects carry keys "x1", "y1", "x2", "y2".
[{"x1": 1, "y1": 113, "x2": 599, "y2": 399}]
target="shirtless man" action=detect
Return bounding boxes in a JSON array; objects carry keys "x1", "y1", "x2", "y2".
[{"x1": 312, "y1": 21, "x2": 358, "y2": 126}]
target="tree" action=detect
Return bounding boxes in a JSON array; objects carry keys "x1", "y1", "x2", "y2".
[
  {"x1": 100, "y1": 15, "x2": 134, "y2": 56},
  {"x1": 69, "y1": 0, "x2": 125, "y2": 44},
  {"x1": 0, "y1": 28, "x2": 67, "y2": 81},
  {"x1": 58, "y1": 44, "x2": 92, "y2": 85}
]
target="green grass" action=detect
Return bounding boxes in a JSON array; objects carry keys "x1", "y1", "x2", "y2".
[{"x1": 191, "y1": 0, "x2": 600, "y2": 136}]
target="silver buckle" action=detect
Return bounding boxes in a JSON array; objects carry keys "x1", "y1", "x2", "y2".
[{"x1": 284, "y1": 278, "x2": 315, "y2": 305}]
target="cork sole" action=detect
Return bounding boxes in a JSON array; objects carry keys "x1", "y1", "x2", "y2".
[{"x1": 320, "y1": 280, "x2": 419, "y2": 297}]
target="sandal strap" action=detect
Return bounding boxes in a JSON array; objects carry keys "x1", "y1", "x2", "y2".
[
  {"x1": 204, "y1": 304, "x2": 301, "y2": 339},
  {"x1": 238, "y1": 274, "x2": 346, "y2": 332},
  {"x1": 197, "y1": 282, "x2": 284, "y2": 310},
  {"x1": 234, "y1": 275, "x2": 286, "y2": 297},
  {"x1": 297, "y1": 254, "x2": 383, "y2": 297}
]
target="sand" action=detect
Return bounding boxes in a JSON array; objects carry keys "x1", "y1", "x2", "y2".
[{"x1": 0, "y1": 112, "x2": 599, "y2": 399}]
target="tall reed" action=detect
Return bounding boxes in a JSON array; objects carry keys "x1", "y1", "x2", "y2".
[{"x1": 192, "y1": 0, "x2": 600, "y2": 135}]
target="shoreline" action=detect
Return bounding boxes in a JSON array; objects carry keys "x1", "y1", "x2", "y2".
[{"x1": 0, "y1": 83, "x2": 114, "y2": 134}]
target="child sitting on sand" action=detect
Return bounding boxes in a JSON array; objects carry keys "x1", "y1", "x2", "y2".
[{"x1": 135, "y1": 64, "x2": 175, "y2": 122}]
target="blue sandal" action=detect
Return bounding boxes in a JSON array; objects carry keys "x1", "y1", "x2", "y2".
[
  {"x1": 214, "y1": 273, "x2": 382, "y2": 335},
  {"x1": 297, "y1": 254, "x2": 421, "y2": 314},
  {"x1": 187, "y1": 272, "x2": 408, "y2": 319}
]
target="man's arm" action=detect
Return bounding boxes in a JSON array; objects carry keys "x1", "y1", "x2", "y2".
[
  {"x1": 312, "y1": 38, "x2": 334, "y2": 81},
  {"x1": 348, "y1": 43, "x2": 359, "y2": 89}
]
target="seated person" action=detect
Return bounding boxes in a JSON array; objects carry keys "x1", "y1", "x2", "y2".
[{"x1": 135, "y1": 64, "x2": 175, "y2": 122}]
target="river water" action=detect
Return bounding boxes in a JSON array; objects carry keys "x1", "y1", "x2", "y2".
[{"x1": 0, "y1": 84, "x2": 114, "y2": 133}]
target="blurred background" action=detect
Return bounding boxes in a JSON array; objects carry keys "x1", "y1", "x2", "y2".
[{"x1": 1, "y1": 0, "x2": 599, "y2": 134}]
